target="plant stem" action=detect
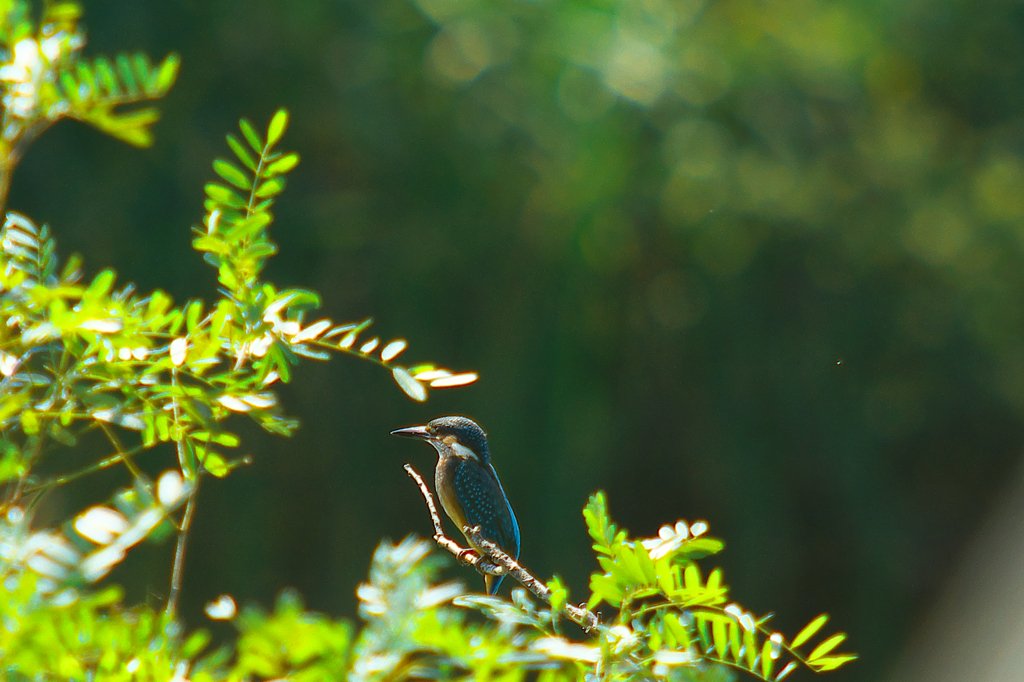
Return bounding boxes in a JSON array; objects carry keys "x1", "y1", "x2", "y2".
[{"x1": 166, "y1": 475, "x2": 199, "y2": 620}]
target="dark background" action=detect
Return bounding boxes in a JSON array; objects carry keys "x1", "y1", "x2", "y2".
[{"x1": 14, "y1": 0, "x2": 1024, "y2": 680}]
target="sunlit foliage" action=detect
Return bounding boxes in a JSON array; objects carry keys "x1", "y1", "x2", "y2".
[
  {"x1": 0, "y1": 0, "x2": 472, "y2": 638},
  {"x1": 2, "y1": 497, "x2": 854, "y2": 680},
  {"x1": 0, "y1": 2, "x2": 857, "y2": 680}
]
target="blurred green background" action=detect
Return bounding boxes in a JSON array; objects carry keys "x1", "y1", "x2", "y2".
[{"x1": 13, "y1": 0, "x2": 1024, "y2": 679}]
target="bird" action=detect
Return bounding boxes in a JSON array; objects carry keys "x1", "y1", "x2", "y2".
[{"x1": 391, "y1": 416, "x2": 520, "y2": 594}]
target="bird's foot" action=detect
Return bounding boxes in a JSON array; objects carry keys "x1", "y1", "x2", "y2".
[{"x1": 455, "y1": 547, "x2": 480, "y2": 564}]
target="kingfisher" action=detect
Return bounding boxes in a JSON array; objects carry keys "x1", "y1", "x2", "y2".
[{"x1": 391, "y1": 416, "x2": 520, "y2": 594}]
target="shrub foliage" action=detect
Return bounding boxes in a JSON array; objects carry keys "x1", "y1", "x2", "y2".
[{"x1": 0, "y1": 3, "x2": 853, "y2": 680}]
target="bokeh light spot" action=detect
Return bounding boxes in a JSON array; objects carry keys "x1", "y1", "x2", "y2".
[
  {"x1": 858, "y1": 105, "x2": 943, "y2": 183},
  {"x1": 772, "y1": 1, "x2": 868, "y2": 74},
  {"x1": 616, "y1": 0, "x2": 679, "y2": 48},
  {"x1": 902, "y1": 199, "x2": 973, "y2": 265},
  {"x1": 427, "y1": 21, "x2": 492, "y2": 83},
  {"x1": 556, "y1": 6, "x2": 614, "y2": 70},
  {"x1": 412, "y1": 0, "x2": 475, "y2": 24},
  {"x1": 971, "y1": 153, "x2": 1024, "y2": 223},
  {"x1": 603, "y1": 35, "x2": 668, "y2": 106}
]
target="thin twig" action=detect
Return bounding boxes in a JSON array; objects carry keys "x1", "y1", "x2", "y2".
[
  {"x1": 403, "y1": 463, "x2": 503, "y2": 576},
  {"x1": 97, "y1": 421, "x2": 146, "y2": 482},
  {"x1": 166, "y1": 475, "x2": 199, "y2": 619},
  {"x1": 22, "y1": 440, "x2": 149, "y2": 495},
  {"x1": 404, "y1": 463, "x2": 600, "y2": 632},
  {"x1": 166, "y1": 379, "x2": 194, "y2": 620},
  {"x1": 466, "y1": 526, "x2": 599, "y2": 631}
]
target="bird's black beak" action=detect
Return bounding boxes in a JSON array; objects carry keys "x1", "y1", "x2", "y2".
[{"x1": 390, "y1": 425, "x2": 433, "y2": 440}]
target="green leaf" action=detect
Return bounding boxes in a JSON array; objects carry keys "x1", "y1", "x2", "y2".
[
  {"x1": 812, "y1": 654, "x2": 858, "y2": 671},
  {"x1": 547, "y1": 576, "x2": 568, "y2": 614},
  {"x1": 276, "y1": 289, "x2": 321, "y2": 312},
  {"x1": 76, "y1": 61, "x2": 96, "y2": 96},
  {"x1": 632, "y1": 540, "x2": 657, "y2": 584},
  {"x1": 683, "y1": 564, "x2": 702, "y2": 591},
  {"x1": 679, "y1": 537, "x2": 725, "y2": 559},
  {"x1": 0, "y1": 441, "x2": 26, "y2": 482},
  {"x1": 807, "y1": 633, "x2": 846, "y2": 662},
  {"x1": 587, "y1": 573, "x2": 623, "y2": 608},
  {"x1": 21, "y1": 410, "x2": 40, "y2": 435},
  {"x1": 151, "y1": 54, "x2": 181, "y2": 93},
  {"x1": 199, "y1": 448, "x2": 229, "y2": 477},
  {"x1": 239, "y1": 118, "x2": 263, "y2": 154},
  {"x1": 583, "y1": 491, "x2": 615, "y2": 553},
  {"x1": 227, "y1": 134, "x2": 258, "y2": 171},
  {"x1": 254, "y1": 177, "x2": 286, "y2": 198},
  {"x1": 44, "y1": 2, "x2": 82, "y2": 22},
  {"x1": 729, "y1": 618, "x2": 741, "y2": 663},
  {"x1": 266, "y1": 109, "x2": 289, "y2": 148},
  {"x1": 663, "y1": 612, "x2": 690, "y2": 650},
  {"x1": 94, "y1": 55, "x2": 118, "y2": 94},
  {"x1": 225, "y1": 213, "x2": 271, "y2": 243},
  {"x1": 115, "y1": 53, "x2": 138, "y2": 95},
  {"x1": 86, "y1": 269, "x2": 116, "y2": 298},
  {"x1": 90, "y1": 107, "x2": 162, "y2": 147},
  {"x1": 192, "y1": 235, "x2": 226, "y2": 255},
  {"x1": 392, "y1": 366, "x2": 426, "y2": 401},
  {"x1": 610, "y1": 543, "x2": 639, "y2": 585},
  {"x1": 214, "y1": 159, "x2": 252, "y2": 190},
  {"x1": 185, "y1": 299, "x2": 204, "y2": 332},
  {"x1": 204, "y1": 182, "x2": 248, "y2": 209},
  {"x1": 711, "y1": 616, "x2": 728, "y2": 659},
  {"x1": 131, "y1": 52, "x2": 152, "y2": 86},
  {"x1": 760, "y1": 638, "x2": 776, "y2": 679},
  {"x1": 791, "y1": 613, "x2": 828, "y2": 648},
  {"x1": 60, "y1": 71, "x2": 81, "y2": 103},
  {"x1": 743, "y1": 628, "x2": 757, "y2": 670},
  {"x1": 268, "y1": 342, "x2": 293, "y2": 383},
  {"x1": 247, "y1": 242, "x2": 278, "y2": 259},
  {"x1": 263, "y1": 153, "x2": 299, "y2": 176}
]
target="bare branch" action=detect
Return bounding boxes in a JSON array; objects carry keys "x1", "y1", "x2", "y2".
[
  {"x1": 403, "y1": 463, "x2": 504, "y2": 576},
  {"x1": 465, "y1": 526, "x2": 599, "y2": 632}
]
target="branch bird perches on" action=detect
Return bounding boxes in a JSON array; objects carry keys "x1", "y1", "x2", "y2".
[{"x1": 404, "y1": 463, "x2": 599, "y2": 632}]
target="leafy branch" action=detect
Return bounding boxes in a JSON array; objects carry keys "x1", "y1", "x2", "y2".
[
  {"x1": 1, "y1": 111, "x2": 478, "y2": 617},
  {"x1": 0, "y1": 2, "x2": 179, "y2": 213},
  {"x1": 579, "y1": 492, "x2": 857, "y2": 680},
  {"x1": 0, "y1": 4, "x2": 478, "y2": 627},
  {"x1": 195, "y1": 494, "x2": 856, "y2": 682},
  {"x1": 0, "y1": 5, "x2": 856, "y2": 681}
]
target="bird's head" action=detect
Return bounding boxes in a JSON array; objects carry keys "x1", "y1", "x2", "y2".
[{"x1": 391, "y1": 415, "x2": 490, "y2": 464}]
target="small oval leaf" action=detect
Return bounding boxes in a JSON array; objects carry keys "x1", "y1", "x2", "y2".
[
  {"x1": 393, "y1": 367, "x2": 427, "y2": 402},
  {"x1": 791, "y1": 614, "x2": 828, "y2": 649},
  {"x1": 266, "y1": 109, "x2": 289, "y2": 147},
  {"x1": 380, "y1": 340, "x2": 407, "y2": 362},
  {"x1": 213, "y1": 159, "x2": 251, "y2": 190}
]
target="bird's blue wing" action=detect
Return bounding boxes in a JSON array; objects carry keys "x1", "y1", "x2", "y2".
[{"x1": 452, "y1": 459, "x2": 520, "y2": 561}]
